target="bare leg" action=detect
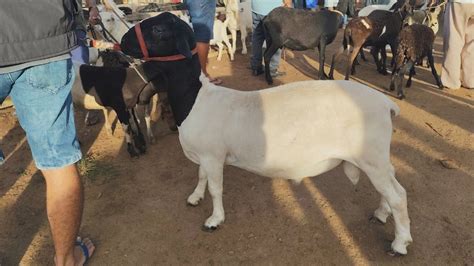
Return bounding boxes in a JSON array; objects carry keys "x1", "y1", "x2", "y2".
[
  {"x1": 43, "y1": 164, "x2": 95, "y2": 265},
  {"x1": 196, "y1": 42, "x2": 211, "y2": 77}
]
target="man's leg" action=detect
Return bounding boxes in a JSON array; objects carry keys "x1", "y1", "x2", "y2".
[
  {"x1": 8, "y1": 59, "x2": 94, "y2": 265},
  {"x1": 250, "y1": 12, "x2": 266, "y2": 75},
  {"x1": 187, "y1": 0, "x2": 218, "y2": 81},
  {"x1": 43, "y1": 165, "x2": 95, "y2": 265},
  {"x1": 441, "y1": 2, "x2": 466, "y2": 89},
  {"x1": 270, "y1": 49, "x2": 285, "y2": 77},
  {"x1": 461, "y1": 13, "x2": 474, "y2": 89},
  {"x1": 196, "y1": 42, "x2": 211, "y2": 77}
]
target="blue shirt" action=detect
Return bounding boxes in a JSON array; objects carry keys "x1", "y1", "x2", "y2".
[{"x1": 251, "y1": 0, "x2": 282, "y2": 16}]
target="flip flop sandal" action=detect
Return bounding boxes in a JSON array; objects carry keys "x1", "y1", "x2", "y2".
[{"x1": 75, "y1": 237, "x2": 90, "y2": 263}]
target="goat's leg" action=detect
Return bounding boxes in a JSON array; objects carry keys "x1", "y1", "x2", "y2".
[
  {"x1": 143, "y1": 102, "x2": 155, "y2": 144},
  {"x1": 329, "y1": 46, "x2": 345, "y2": 80},
  {"x1": 406, "y1": 64, "x2": 416, "y2": 88},
  {"x1": 427, "y1": 51, "x2": 443, "y2": 89},
  {"x1": 121, "y1": 123, "x2": 139, "y2": 157},
  {"x1": 223, "y1": 35, "x2": 235, "y2": 61},
  {"x1": 359, "y1": 49, "x2": 368, "y2": 62},
  {"x1": 216, "y1": 42, "x2": 224, "y2": 61},
  {"x1": 230, "y1": 29, "x2": 237, "y2": 55},
  {"x1": 201, "y1": 159, "x2": 225, "y2": 231},
  {"x1": 240, "y1": 26, "x2": 248, "y2": 54},
  {"x1": 346, "y1": 45, "x2": 362, "y2": 80},
  {"x1": 396, "y1": 61, "x2": 413, "y2": 100},
  {"x1": 362, "y1": 164, "x2": 412, "y2": 255},
  {"x1": 103, "y1": 108, "x2": 113, "y2": 136},
  {"x1": 370, "y1": 47, "x2": 383, "y2": 74},
  {"x1": 389, "y1": 66, "x2": 399, "y2": 91},
  {"x1": 318, "y1": 38, "x2": 328, "y2": 80},
  {"x1": 370, "y1": 197, "x2": 393, "y2": 224},
  {"x1": 379, "y1": 46, "x2": 389, "y2": 75},
  {"x1": 187, "y1": 166, "x2": 208, "y2": 206},
  {"x1": 129, "y1": 108, "x2": 146, "y2": 154}
]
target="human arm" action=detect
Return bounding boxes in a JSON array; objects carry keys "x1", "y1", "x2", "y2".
[{"x1": 85, "y1": 0, "x2": 101, "y2": 24}]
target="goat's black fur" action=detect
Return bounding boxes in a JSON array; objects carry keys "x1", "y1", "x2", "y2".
[
  {"x1": 262, "y1": 7, "x2": 343, "y2": 84},
  {"x1": 389, "y1": 24, "x2": 442, "y2": 99},
  {"x1": 121, "y1": 12, "x2": 201, "y2": 127}
]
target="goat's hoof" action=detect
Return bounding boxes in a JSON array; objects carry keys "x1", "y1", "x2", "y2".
[
  {"x1": 242, "y1": 50, "x2": 247, "y2": 55},
  {"x1": 406, "y1": 82, "x2": 412, "y2": 88},
  {"x1": 397, "y1": 94, "x2": 406, "y2": 100},
  {"x1": 128, "y1": 150, "x2": 140, "y2": 158},
  {"x1": 169, "y1": 125, "x2": 178, "y2": 132},
  {"x1": 369, "y1": 215, "x2": 385, "y2": 225},
  {"x1": 149, "y1": 137, "x2": 156, "y2": 145},
  {"x1": 387, "y1": 250, "x2": 405, "y2": 257},
  {"x1": 266, "y1": 79, "x2": 274, "y2": 85},
  {"x1": 187, "y1": 194, "x2": 203, "y2": 206},
  {"x1": 187, "y1": 200, "x2": 200, "y2": 207},
  {"x1": 201, "y1": 225, "x2": 218, "y2": 232},
  {"x1": 437, "y1": 84, "x2": 444, "y2": 90}
]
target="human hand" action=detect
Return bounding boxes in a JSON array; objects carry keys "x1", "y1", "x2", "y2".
[
  {"x1": 89, "y1": 6, "x2": 101, "y2": 25},
  {"x1": 282, "y1": 1, "x2": 293, "y2": 8}
]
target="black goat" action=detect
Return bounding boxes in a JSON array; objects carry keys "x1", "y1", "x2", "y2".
[
  {"x1": 389, "y1": 24, "x2": 442, "y2": 99},
  {"x1": 74, "y1": 50, "x2": 174, "y2": 157},
  {"x1": 263, "y1": 7, "x2": 343, "y2": 84}
]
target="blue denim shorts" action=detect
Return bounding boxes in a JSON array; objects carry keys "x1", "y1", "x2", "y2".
[
  {"x1": 0, "y1": 59, "x2": 82, "y2": 170},
  {"x1": 185, "y1": 0, "x2": 216, "y2": 42}
]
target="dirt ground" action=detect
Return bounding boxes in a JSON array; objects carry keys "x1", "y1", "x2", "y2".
[{"x1": 0, "y1": 29, "x2": 473, "y2": 265}]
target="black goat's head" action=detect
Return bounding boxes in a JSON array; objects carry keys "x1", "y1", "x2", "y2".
[
  {"x1": 121, "y1": 12, "x2": 196, "y2": 60},
  {"x1": 98, "y1": 50, "x2": 131, "y2": 67}
]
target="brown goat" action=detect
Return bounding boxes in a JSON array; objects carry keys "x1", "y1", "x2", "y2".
[{"x1": 329, "y1": 0, "x2": 415, "y2": 80}]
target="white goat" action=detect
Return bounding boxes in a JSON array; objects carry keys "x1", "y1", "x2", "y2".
[
  {"x1": 181, "y1": 75, "x2": 412, "y2": 255},
  {"x1": 224, "y1": 0, "x2": 252, "y2": 55},
  {"x1": 210, "y1": 13, "x2": 235, "y2": 61}
]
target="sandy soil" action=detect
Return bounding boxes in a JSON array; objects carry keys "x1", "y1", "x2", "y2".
[{"x1": 0, "y1": 29, "x2": 473, "y2": 265}]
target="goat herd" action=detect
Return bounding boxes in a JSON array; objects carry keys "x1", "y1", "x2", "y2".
[{"x1": 70, "y1": 0, "x2": 449, "y2": 257}]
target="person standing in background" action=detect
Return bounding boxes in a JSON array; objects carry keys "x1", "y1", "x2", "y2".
[
  {"x1": 441, "y1": 0, "x2": 474, "y2": 90},
  {"x1": 185, "y1": 0, "x2": 223, "y2": 85},
  {"x1": 250, "y1": 0, "x2": 293, "y2": 77}
]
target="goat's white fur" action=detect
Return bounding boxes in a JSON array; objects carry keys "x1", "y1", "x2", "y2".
[
  {"x1": 223, "y1": 0, "x2": 252, "y2": 55},
  {"x1": 210, "y1": 15, "x2": 235, "y2": 61},
  {"x1": 180, "y1": 75, "x2": 412, "y2": 254}
]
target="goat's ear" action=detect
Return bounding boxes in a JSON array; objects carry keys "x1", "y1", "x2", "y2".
[{"x1": 176, "y1": 33, "x2": 193, "y2": 60}]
